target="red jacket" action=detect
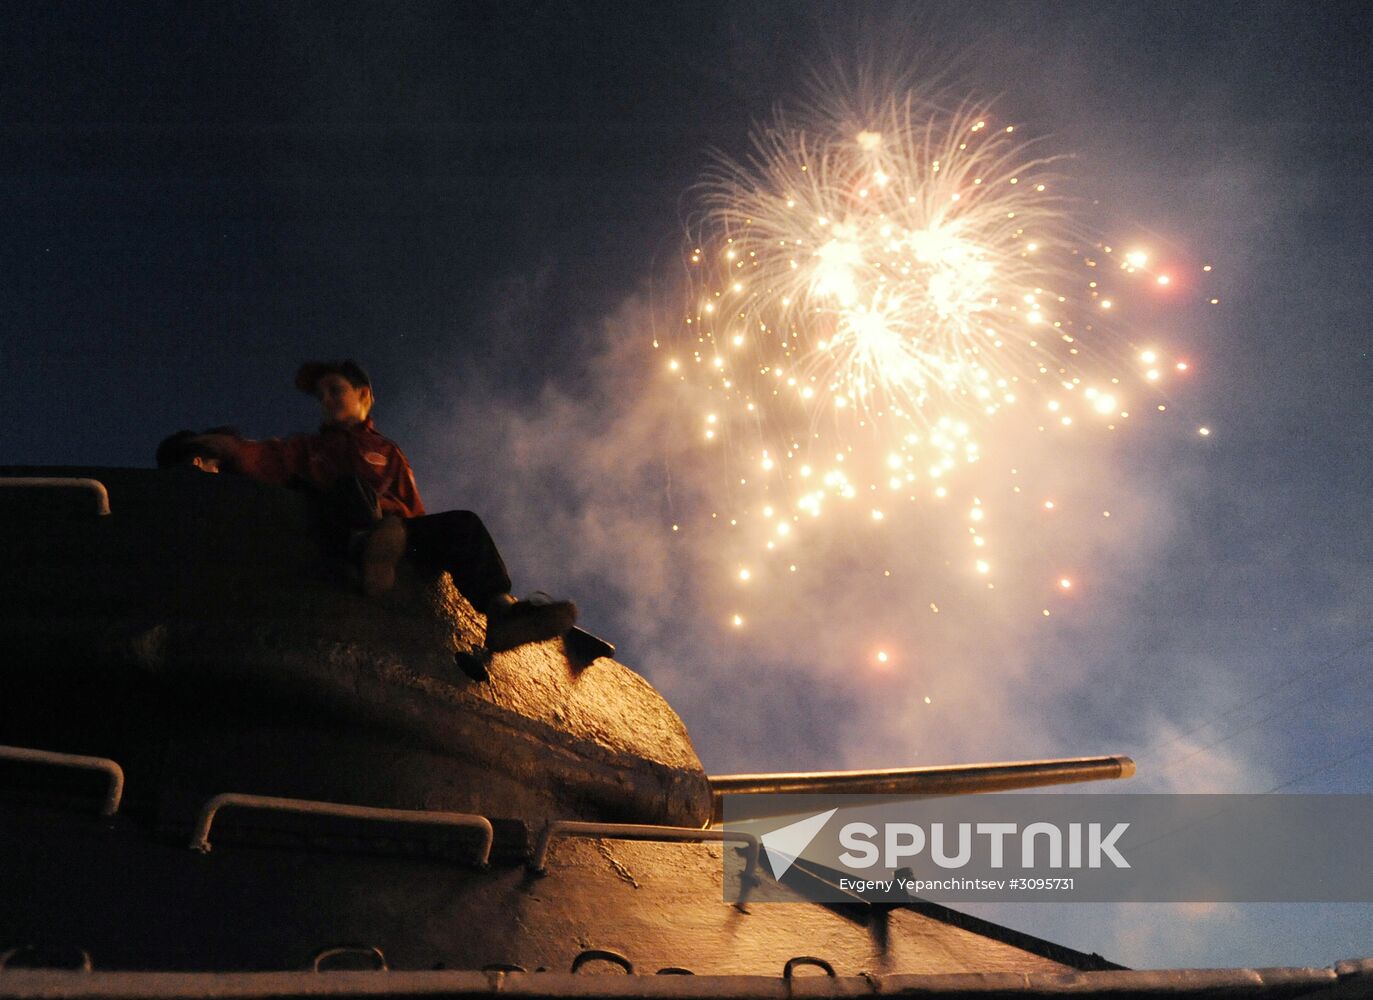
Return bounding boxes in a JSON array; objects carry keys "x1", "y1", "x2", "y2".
[{"x1": 233, "y1": 419, "x2": 426, "y2": 518}]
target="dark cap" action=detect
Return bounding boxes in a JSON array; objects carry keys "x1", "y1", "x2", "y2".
[
  {"x1": 294, "y1": 360, "x2": 371, "y2": 394},
  {"x1": 156, "y1": 430, "x2": 219, "y2": 468}
]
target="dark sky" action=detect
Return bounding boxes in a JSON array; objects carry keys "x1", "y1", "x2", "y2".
[
  {"x1": 5, "y1": 0, "x2": 1373, "y2": 970},
  {"x1": 5, "y1": 2, "x2": 1371, "y2": 461},
  {"x1": 5, "y1": 1, "x2": 761, "y2": 451}
]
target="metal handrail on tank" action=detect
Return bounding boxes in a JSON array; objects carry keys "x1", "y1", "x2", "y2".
[
  {"x1": 0, "y1": 477, "x2": 110, "y2": 515},
  {"x1": 531, "y1": 820, "x2": 761, "y2": 886},
  {"x1": 311, "y1": 946, "x2": 389, "y2": 973},
  {"x1": 708, "y1": 755, "x2": 1136, "y2": 824},
  {"x1": 0, "y1": 744, "x2": 125, "y2": 816},
  {"x1": 188, "y1": 792, "x2": 494, "y2": 864}
]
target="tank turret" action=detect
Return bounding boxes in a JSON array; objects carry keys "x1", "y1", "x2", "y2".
[{"x1": 0, "y1": 467, "x2": 710, "y2": 837}]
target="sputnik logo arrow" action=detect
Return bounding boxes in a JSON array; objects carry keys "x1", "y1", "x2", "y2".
[{"x1": 759, "y1": 808, "x2": 838, "y2": 880}]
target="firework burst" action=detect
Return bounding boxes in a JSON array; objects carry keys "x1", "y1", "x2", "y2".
[{"x1": 664, "y1": 91, "x2": 1200, "y2": 594}]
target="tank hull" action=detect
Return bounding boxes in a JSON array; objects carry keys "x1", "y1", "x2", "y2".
[{"x1": 0, "y1": 799, "x2": 1103, "y2": 976}]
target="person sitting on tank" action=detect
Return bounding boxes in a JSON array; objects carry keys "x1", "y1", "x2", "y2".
[
  {"x1": 155, "y1": 430, "x2": 223, "y2": 473},
  {"x1": 189, "y1": 360, "x2": 577, "y2": 654}
]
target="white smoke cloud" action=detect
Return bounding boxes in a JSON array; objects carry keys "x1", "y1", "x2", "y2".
[
  {"x1": 388, "y1": 43, "x2": 1373, "y2": 969},
  {"x1": 403, "y1": 270, "x2": 1204, "y2": 778}
]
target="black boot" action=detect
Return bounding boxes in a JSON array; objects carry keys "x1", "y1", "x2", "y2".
[{"x1": 484, "y1": 597, "x2": 577, "y2": 652}]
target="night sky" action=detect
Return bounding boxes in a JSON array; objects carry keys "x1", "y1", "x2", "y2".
[{"x1": 5, "y1": 0, "x2": 1373, "y2": 970}]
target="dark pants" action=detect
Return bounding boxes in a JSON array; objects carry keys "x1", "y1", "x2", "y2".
[
  {"x1": 316, "y1": 478, "x2": 512, "y2": 611},
  {"x1": 405, "y1": 509, "x2": 512, "y2": 611}
]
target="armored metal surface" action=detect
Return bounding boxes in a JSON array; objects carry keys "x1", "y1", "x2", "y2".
[
  {"x1": 0, "y1": 800, "x2": 1111, "y2": 975},
  {"x1": 0, "y1": 467, "x2": 709, "y2": 829},
  {"x1": 0, "y1": 466, "x2": 1170, "y2": 981}
]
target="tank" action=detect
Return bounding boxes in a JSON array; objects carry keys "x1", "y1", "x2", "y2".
[{"x1": 7, "y1": 466, "x2": 1320, "y2": 998}]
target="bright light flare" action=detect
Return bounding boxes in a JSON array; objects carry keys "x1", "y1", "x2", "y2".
[
  {"x1": 686, "y1": 100, "x2": 1073, "y2": 488},
  {"x1": 672, "y1": 84, "x2": 1201, "y2": 609}
]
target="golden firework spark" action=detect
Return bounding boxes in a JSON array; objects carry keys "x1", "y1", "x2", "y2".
[{"x1": 666, "y1": 92, "x2": 1199, "y2": 586}]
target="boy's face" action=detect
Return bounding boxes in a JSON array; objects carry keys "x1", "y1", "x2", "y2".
[{"x1": 316, "y1": 373, "x2": 373, "y2": 426}]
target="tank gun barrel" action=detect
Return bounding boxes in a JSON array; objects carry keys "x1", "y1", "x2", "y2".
[{"x1": 709, "y1": 755, "x2": 1135, "y2": 824}]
